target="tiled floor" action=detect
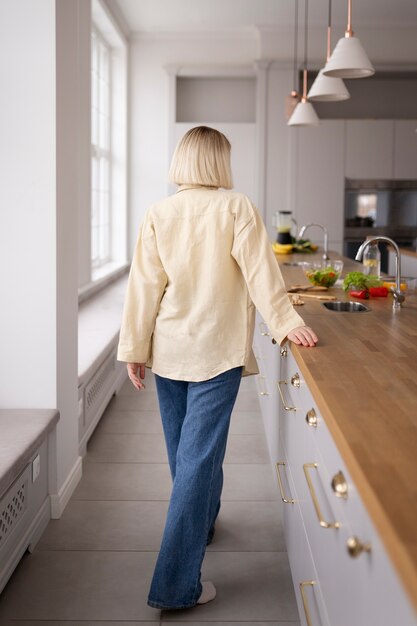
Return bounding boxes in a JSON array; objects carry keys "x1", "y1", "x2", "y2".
[{"x1": 0, "y1": 372, "x2": 301, "y2": 626}]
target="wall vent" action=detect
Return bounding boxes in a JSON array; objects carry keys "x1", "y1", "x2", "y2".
[
  {"x1": 0, "y1": 475, "x2": 28, "y2": 548},
  {"x1": 84, "y1": 349, "x2": 116, "y2": 425}
]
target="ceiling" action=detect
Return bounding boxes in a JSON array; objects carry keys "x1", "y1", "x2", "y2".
[{"x1": 112, "y1": 0, "x2": 417, "y2": 34}]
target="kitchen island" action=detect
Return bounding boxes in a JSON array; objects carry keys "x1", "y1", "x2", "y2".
[{"x1": 260, "y1": 249, "x2": 417, "y2": 624}]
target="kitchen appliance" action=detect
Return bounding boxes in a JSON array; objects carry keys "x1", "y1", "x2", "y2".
[
  {"x1": 273, "y1": 211, "x2": 297, "y2": 245},
  {"x1": 344, "y1": 179, "x2": 417, "y2": 272}
]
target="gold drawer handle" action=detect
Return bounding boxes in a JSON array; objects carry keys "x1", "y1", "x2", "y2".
[
  {"x1": 259, "y1": 322, "x2": 270, "y2": 336},
  {"x1": 305, "y1": 408, "x2": 317, "y2": 427},
  {"x1": 275, "y1": 462, "x2": 295, "y2": 503},
  {"x1": 291, "y1": 372, "x2": 301, "y2": 388},
  {"x1": 331, "y1": 470, "x2": 348, "y2": 499},
  {"x1": 303, "y1": 463, "x2": 340, "y2": 529},
  {"x1": 277, "y1": 380, "x2": 296, "y2": 411},
  {"x1": 300, "y1": 580, "x2": 316, "y2": 626},
  {"x1": 347, "y1": 536, "x2": 372, "y2": 558},
  {"x1": 280, "y1": 345, "x2": 287, "y2": 356}
]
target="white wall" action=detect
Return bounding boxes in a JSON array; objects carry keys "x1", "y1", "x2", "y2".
[
  {"x1": 0, "y1": 0, "x2": 57, "y2": 408},
  {"x1": 128, "y1": 33, "x2": 257, "y2": 256}
]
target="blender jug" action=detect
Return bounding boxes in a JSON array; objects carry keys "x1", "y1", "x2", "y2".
[{"x1": 273, "y1": 211, "x2": 296, "y2": 244}]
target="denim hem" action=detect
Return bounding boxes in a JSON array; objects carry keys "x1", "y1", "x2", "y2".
[{"x1": 147, "y1": 598, "x2": 198, "y2": 610}]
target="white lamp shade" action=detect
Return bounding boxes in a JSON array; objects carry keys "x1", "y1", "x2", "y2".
[
  {"x1": 308, "y1": 68, "x2": 350, "y2": 101},
  {"x1": 322, "y1": 35, "x2": 375, "y2": 78},
  {"x1": 288, "y1": 100, "x2": 319, "y2": 127}
]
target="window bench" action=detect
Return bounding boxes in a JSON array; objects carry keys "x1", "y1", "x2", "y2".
[
  {"x1": 0, "y1": 409, "x2": 59, "y2": 594},
  {"x1": 77, "y1": 273, "x2": 129, "y2": 455}
]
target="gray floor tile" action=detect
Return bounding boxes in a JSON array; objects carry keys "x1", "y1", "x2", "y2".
[
  {"x1": 161, "y1": 551, "x2": 299, "y2": 622},
  {"x1": 95, "y1": 409, "x2": 163, "y2": 434},
  {"x1": 0, "y1": 551, "x2": 160, "y2": 621},
  {"x1": 161, "y1": 623, "x2": 299, "y2": 626},
  {"x1": 86, "y1": 432, "x2": 168, "y2": 463},
  {"x1": 224, "y1": 434, "x2": 269, "y2": 464},
  {"x1": 72, "y1": 461, "x2": 172, "y2": 501},
  {"x1": 228, "y1": 410, "x2": 264, "y2": 435},
  {"x1": 222, "y1": 464, "x2": 278, "y2": 501},
  {"x1": 207, "y1": 501, "x2": 285, "y2": 552},
  {"x1": 108, "y1": 392, "x2": 160, "y2": 411},
  {"x1": 37, "y1": 500, "x2": 169, "y2": 551},
  {"x1": 0, "y1": 622, "x2": 159, "y2": 626}
]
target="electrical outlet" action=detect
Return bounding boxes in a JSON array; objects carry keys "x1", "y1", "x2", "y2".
[{"x1": 32, "y1": 454, "x2": 40, "y2": 483}]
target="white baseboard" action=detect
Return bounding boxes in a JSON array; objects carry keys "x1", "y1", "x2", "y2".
[
  {"x1": 0, "y1": 497, "x2": 50, "y2": 594},
  {"x1": 49, "y1": 455, "x2": 83, "y2": 519}
]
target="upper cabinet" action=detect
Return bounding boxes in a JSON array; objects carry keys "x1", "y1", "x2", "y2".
[
  {"x1": 393, "y1": 120, "x2": 417, "y2": 179},
  {"x1": 294, "y1": 120, "x2": 345, "y2": 244},
  {"x1": 345, "y1": 120, "x2": 394, "y2": 179}
]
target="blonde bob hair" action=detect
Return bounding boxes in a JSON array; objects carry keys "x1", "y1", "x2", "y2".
[{"x1": 168, "y1": 126, "x2": 233, "y2": 189}]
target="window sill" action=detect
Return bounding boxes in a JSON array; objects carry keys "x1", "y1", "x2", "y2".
[{"x1": 78, "y1": 261, "x2": 130, "y2": 304}]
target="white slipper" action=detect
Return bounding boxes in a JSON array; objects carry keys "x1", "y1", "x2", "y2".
[{"x1": 197, "y1": 580, "x2": 216, "y2": 604}]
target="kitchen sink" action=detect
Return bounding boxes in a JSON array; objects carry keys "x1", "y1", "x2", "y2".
[
  {"x1": 322, "y1": 301, "x2": 371, "y2": 312},
  {"x1": 282, "y1": 262, "x2": 305, "y2": 266}
]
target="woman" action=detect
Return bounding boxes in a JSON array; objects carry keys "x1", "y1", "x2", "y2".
[{"x1": 117, "y1": 126, "x2": 318, "y2": 610}]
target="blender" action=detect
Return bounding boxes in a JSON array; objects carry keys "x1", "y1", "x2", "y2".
[{"x1": 272, "y1": 211, "x2": 297, "y2": 244}]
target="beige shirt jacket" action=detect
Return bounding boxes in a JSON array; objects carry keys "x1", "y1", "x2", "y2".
[{"x1": 116, "y1": 185, "x2": 306, "y2": 382}]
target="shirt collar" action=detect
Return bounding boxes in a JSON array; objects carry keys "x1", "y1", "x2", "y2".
[{"x1": 176, "y1": 184, "x2": 219, "y2": 193}]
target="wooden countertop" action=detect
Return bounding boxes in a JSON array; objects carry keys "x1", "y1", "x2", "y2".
[
  {"x1": 276, "y1": 250, "x2": 417, "y2": 613},
  {"x1": 399, "y1": 247, "x2": 417, "y2": 260}
]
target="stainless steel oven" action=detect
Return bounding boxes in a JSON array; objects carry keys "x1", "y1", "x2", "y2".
[{"x1": 344, "y1": 179, "x2": 417, "y2": 272}]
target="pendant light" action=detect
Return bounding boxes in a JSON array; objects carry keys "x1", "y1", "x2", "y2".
[
  {"x1": 323, "y1": 0, "x2": 375, "y2": 78},
  {"x1": 308, "y1": 0, "x2": 350, "y2": 101},
  {"x1": 288, "y1": 0, "x2": 319, "y2": 127},
  {"x1": 285, "y1": 0, "x2": 301, "y2": 120}
]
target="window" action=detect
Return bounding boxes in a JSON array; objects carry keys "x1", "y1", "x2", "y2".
[{"x1": 91, "y1": 28, "x2": 111, "y2": 269}]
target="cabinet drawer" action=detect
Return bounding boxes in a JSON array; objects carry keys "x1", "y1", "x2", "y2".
[{"x1": 277, "y1": 437, "x2": 330, "y2": 626}]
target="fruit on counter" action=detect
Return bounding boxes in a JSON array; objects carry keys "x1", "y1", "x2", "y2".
[
  {"x1": 342, "y1": 272, "x2": 383, "y2": 292},
  {"x1": 382, "y1": 280, "x2": 407, "y2": 292},
  {"x1": 349, "y1": 289, "x2": 369, "y2": 299},
  {"x1": 272, "y1": 242, "x2": 293, "y2": 254},
  {"x1": 369, "y1": 286, "x2": 388, "y2": 297},
  {"x1": 291, "y1": 238, "x2": 318, "y2": 253}
]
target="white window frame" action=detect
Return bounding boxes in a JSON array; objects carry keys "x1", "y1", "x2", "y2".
[{"x1": 91, "y1": 26, "x2": 112, "y2": 270}]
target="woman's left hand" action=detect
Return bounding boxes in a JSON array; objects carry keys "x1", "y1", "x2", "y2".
[
  {"x1": 287, "y1": 326, "x2": 318, "y2": 347},
  {"x1": 127, "y1": 362, "x2": 146, "y2": 390}
]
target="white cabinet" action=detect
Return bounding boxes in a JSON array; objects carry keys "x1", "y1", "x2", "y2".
[
  {"x1": 394, "y1": 120, "x2": 417, "y2": 179},
  {"x1": 253, "y1": 312, "x2": 280, "y2": 465},
  {"x1": 275, "y1": 346, "x2": 417, "y2": 626},
  {"x1": 345, "y1": 120, "x2": 394, "y2": 179},
  {"x1": 293, "y1": 121, "x2": 345, "y2": 245}
]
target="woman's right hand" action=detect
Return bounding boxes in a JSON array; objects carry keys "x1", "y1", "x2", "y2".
[
  {"x1": 127, "y1": 362, "x2": 146, "y2": 390},
  {"x1": 287, "y1": 326, "x2": 318, "y2": 347}
]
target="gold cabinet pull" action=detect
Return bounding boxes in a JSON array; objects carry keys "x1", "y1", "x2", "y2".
[
  {"x1": 291, "y1": 372, "x2": 301, "y2": 388},
  {"x1": 331, "y1": 470, "x2": 348, "y2": 499},
  {"x1": 280, "y1": 345, "x2": 287, "y2": 356},
  {"x1": 347, "y1": 536, "x2": 372, "y2": 558},
  {"x1": 275, "y1": 462, "x2": 295, "y2": 503},
  {"x1": 259, "y1": 322, "x2": 270, "y2": 336},
  {"x1": 305, "y1": 408, "x2": 317, "y2": 427},
  {"x1": 303, "y1": 463, "x2": 340, "y2": 529},
  {"x1": 277, "y1": 380, "x2": 296, "y2": 411},
  {"x1": 300, "y1": 580, "x2": 316, "y2": 626}
]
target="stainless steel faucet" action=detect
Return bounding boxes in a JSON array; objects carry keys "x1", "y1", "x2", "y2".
[
  {"x1": 298, "y1": 223, "x2": 329, "y2": 262},
  {"x1": 355, "y1": 236, "x2": 405, "y2": 309}
]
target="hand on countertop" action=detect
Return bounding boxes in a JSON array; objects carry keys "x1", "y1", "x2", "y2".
[{"x1": 287, "y1": 326, "x2": 318, "y2": 347}]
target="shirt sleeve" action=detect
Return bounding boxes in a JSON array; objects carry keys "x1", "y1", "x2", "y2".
[
  {"x1": 117, "y1": 209, "x2": 168, "y2": 363},
  {"x1": 231, "y1": 200, "x2": 306, "y2": 346}
]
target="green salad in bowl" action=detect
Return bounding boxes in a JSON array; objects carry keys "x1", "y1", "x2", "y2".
[{"x1": 301, "y1": 260, "x2": 344, "y2": 288}]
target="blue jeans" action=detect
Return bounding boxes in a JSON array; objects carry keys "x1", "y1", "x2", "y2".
[{"x1": 147, "y1": 366, "x2": 243, "y2": 610}]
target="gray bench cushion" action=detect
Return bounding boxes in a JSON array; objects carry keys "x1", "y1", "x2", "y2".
[{"x1": 0, "y1": 409, "x2": 59, "y2": 499}]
